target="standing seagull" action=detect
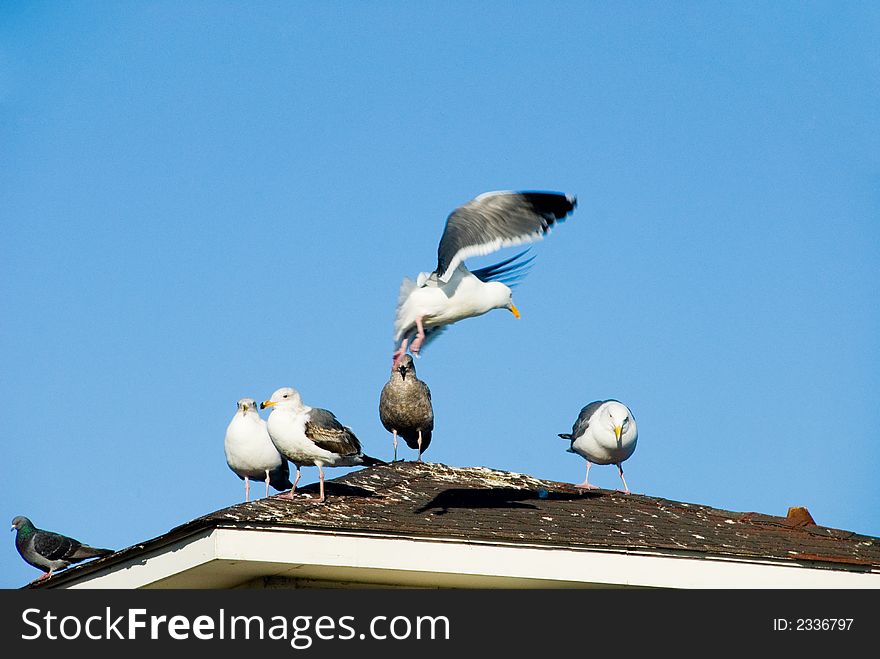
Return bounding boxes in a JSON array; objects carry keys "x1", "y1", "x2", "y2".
[
  {"x1": 558, "y1": 400, "x2": 638, "y2": 494},
  {"x1": 224, "y1": 398, "x2": 293, "y2": 501},
  {"x1": 392, "y1": 190, "x2": 577, "y2": 367},
  {"x1": 379, "y1": 354, "x2": 434, "y2": 461},
  {"x1": 261, "y1": 387, "x2": 382, "y2": 502},
  {"x1": 11, "y1": 516, "x2": 113, "y2": 582}
]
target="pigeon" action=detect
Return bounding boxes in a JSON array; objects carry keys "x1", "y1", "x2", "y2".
[
  {"x1": 261, "y1": 387, "x2": 383, "y2": 502},
  {"x1": 379, "y1": 354, "x2": 434, "y2": 461},
  {"x1": 224, "y1": 397, "x2": 293, "y2": 501},
  {"x1": 11, "y1": 516, "x2": 113, "y2": 582},
  {"x1": 392, "y1": 190, "x2": 577, "y2": 367},
  {"x1": 558, "y1": 400, "x2": 638, "y2": 493}
]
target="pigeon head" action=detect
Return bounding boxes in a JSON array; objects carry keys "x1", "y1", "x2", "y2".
[
  {"x1": 261, "y1": 387, "x2": 303, "y2": 411},
  {"x1": 11, "y1": 516, "x2": 33, "y2": 532}
]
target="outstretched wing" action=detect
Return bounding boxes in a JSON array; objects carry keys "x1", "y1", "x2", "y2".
[
  {"x1": 470, "y1": 249, "x2": 537, "y2": 289},
  {"x1": 436, "y1": 191, "x2": 576, "y2": 282}
]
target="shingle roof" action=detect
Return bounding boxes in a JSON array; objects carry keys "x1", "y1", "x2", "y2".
[{"x1": 39, "y1": 461, "x2": 880, "y2": 587}]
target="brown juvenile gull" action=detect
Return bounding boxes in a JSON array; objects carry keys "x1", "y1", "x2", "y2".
[
  {"x1": 261, "y1": 387, "x2": 383, "y2": 503},
  {"x1": 379, "y1": 354, "x2": 434, "y2": 461},
  {"x1": 391, "y1": 190, "x2": 577, "y2": 367}
]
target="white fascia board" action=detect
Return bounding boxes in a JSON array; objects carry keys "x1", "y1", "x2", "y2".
[
  {"x1": 64, "y1": 527, "x2": 880, "y2": 589},
  {"x1": 63, "y1": 529, "x2": 217, "y2": 589}
]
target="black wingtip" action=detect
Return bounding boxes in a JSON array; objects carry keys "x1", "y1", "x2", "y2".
[
  {"x1": 558, "y1": 433, "x2": 572, "y2": 440},
  {"x1": 360, "y1": 455, "x2": 386, "y2": 467},
  {"x1": 519, "y1": 191, "x2": 577, "y2": 219}
]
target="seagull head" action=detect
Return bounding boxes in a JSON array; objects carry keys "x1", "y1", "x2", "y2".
[
  {"x1": 236, "y1": 398, "x2": 258, "y2": 416},
  {"x1": 603, "y1": 401, "x2": 636, "y2": 446},
  {"x1": 261, "y1": 387, "x2": 302, "y2": 411},
  {"x1": 484, "y1": 281, "x2": 520, "y2": 318},
  {"x1": 395, "y1": 353, "x2": 416, "y2": 380}
]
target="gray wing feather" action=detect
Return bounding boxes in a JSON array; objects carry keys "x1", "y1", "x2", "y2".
[
  {"x1": 33, "y1": 531, "x2": 79, "y2": 561},
  {"x1": 569, "y1": 400, "x2": 608, "y2": 439},
  {"x1": 470, "y1": 249, "x2": 537, "y2": 289},
  {"x1": 305, "y1": 408, "x2": 363, "y2": 456},
  {"x1": 436, "y1": 191, "x2": 576, "y2": 281}
]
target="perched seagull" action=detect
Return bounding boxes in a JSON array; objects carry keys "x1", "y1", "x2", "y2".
[
  {"x1": 11, "y1": 516, "x2": 113, "y2": 582},
  {"x1": 379, "y1": 354, "x2": 434, "y2": 461},
  {"x1": 261, "y1": 387, "x2": 382, "y2": 502},
  {"x1": 224, "y1": 398, "x2": 293, "y2": 501},
  {"x1": 558, "y1": 400, "x2": 638, "y2": 493},
  {"x1": 392, "y1": 190, "x2": 577, "y2": 367}
]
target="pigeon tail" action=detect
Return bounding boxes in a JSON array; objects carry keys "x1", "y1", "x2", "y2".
[{"x1": 72, "y1": 545, "x2": 114, "y2": 560}]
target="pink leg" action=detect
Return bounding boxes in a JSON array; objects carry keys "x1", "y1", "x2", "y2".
[
  {"x1": 617, "y1": 464, "x2": 630, "y2": 494},
  {"x1": 574, "y1": 462, "x2": 599, "y2": 490},
  {"x1": 409, "y1": 316, "x2": 426, "y2": 355},
  {"x1": 392, "y1": 430, "x2": 398, "y2": 461},
  {"x1": 392, "y1": 338, "x2": 410, "y2": 368},
  {"x1": 286, "y1": 466, "x2": 302, "y2": 499},
  {"x1": 417, "y1": 430, "x2": 423, "y2": 462},
  {"x1": 264, "y1": 470, "x2": 271, "y2": 498},
  {"x1": 317, "y1": 465, "x2": 326, "y2": 503},
  {"x1": 33, "y1": 571, "x2": 52, "y2": 583},
  {"x1": 245, "y1": 476, "x2": 250, "y2": 502}
]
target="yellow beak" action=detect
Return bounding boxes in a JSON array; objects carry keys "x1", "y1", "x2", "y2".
[
  {"x1": 260, "y1": 400, "x2": 276, "y2": 410},
  {"x1": 508, "y1": 303, "x2": 521, "y2": 319},
  {"x1": 614, "y1": 425, "x2": 622, "y2": 441}
]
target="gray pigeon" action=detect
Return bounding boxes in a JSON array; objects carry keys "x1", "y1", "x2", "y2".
[
  {"x1": 379, "y1": 354, "x2": 434, "y2": 461},
  {"x1": 11, "y1": 516, "x2": 113, "y2": 582}
]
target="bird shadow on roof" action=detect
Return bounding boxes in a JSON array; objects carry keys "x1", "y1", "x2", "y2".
[
  {"x1": 291, "y1": 482, "x2": 381, "y2": 499},
  {"x1": 415, "y1": 487, "x2": 599, "y2": 516}
]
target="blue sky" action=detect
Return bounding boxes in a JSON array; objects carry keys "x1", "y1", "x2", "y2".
[{"x1": 2, "y1": 1, "x2": 878, "y2": 588}]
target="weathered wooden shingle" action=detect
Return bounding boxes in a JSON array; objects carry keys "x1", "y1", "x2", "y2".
[
  {"x1": 197, "y1": 461, "x2": 880, "y2": 570},
  {"x1": 34, "y1": 461, "x2": 880, "y2": 586}
]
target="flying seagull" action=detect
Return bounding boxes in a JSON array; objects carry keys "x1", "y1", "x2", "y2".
[
  {"x1": 558, "y1": 400, "x2": 638, "y2": 493},
  {"x1": 11, "y1": 516, "x2": 113, "y2": 582},
  {"x1": 224, "y1": 398, "x2": 293, "y2": 501},
  {"x1": 261, "y1": 387, "x2": 382, "y2": 502},
  {"x1": 392, "y1": 190, "x2": 577, "y2": 367},
  {"x1": 379, "y1": 353, "x2": 434, "y2": 461}
]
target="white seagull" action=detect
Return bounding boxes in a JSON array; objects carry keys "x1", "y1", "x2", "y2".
[
  {"x1": 392, "y1": 190, "x2": 577, "y2": 367},
  {"x1": 261, "y1": 387, "x2": 382, "y2": 502},
  {"x1": 224, "y1": 398, "x2": 292, "y2": 501},
  {"x1": 558, "y1": 400, "x2": 638, "y2": 494}
]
